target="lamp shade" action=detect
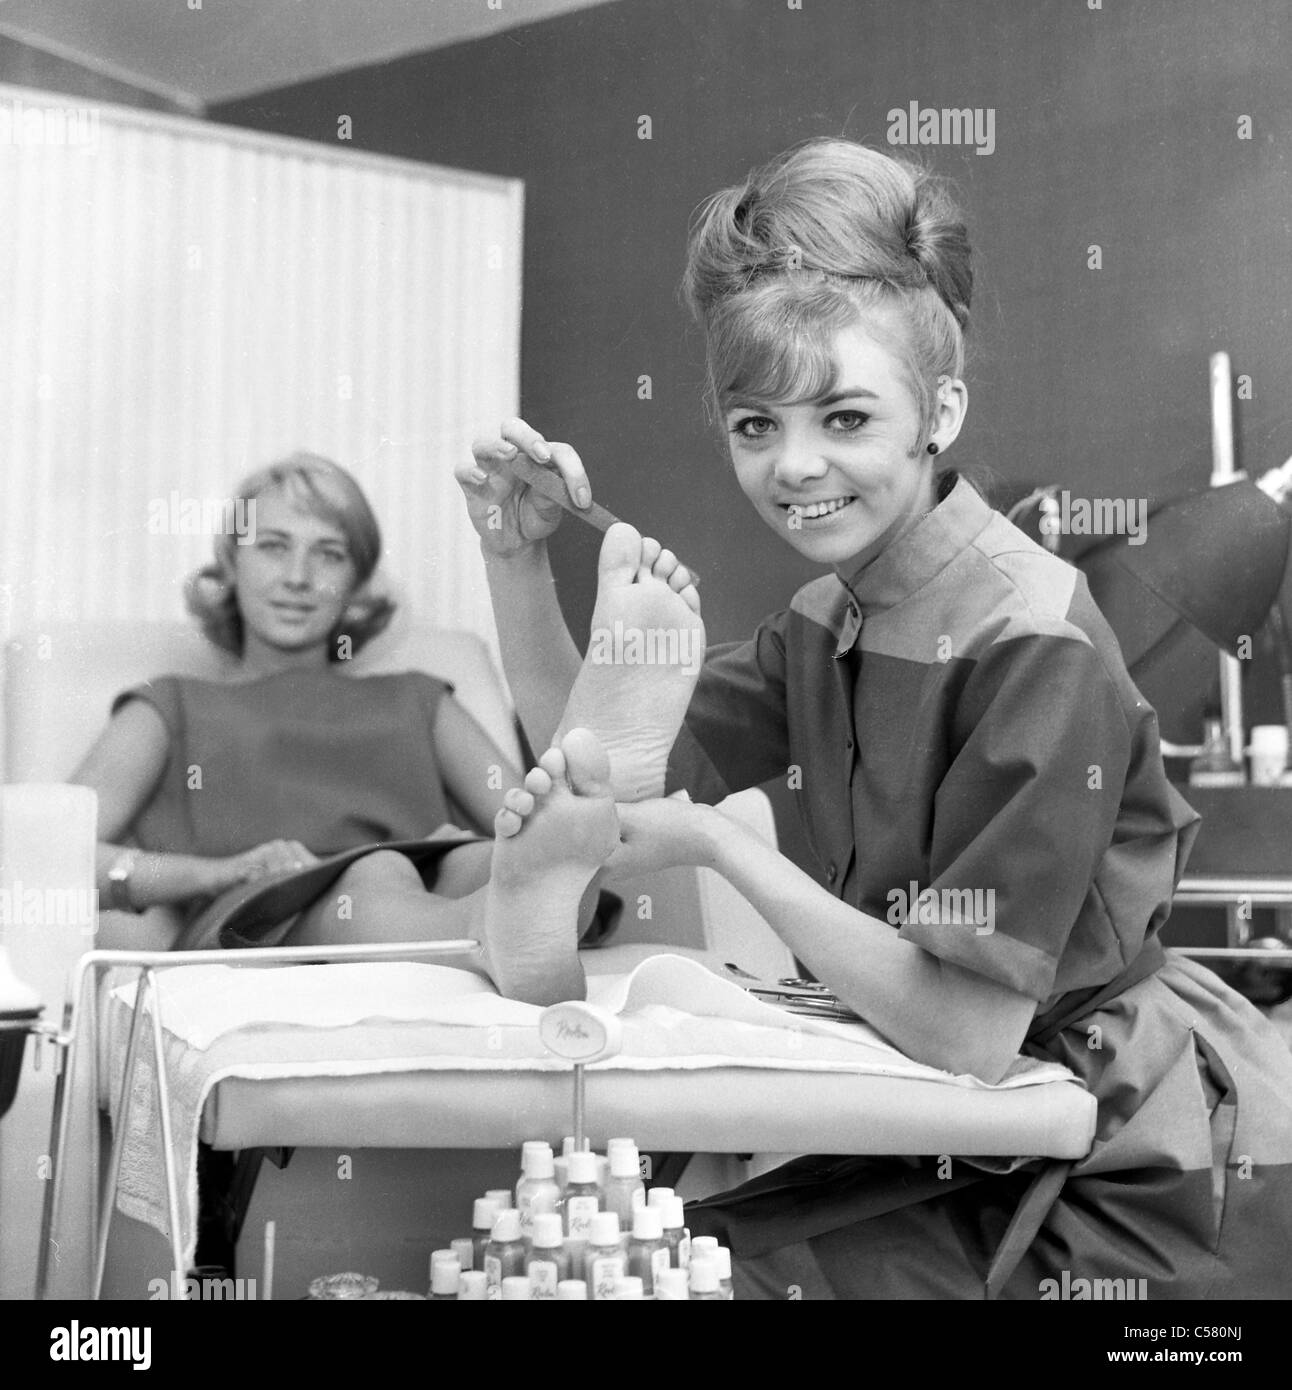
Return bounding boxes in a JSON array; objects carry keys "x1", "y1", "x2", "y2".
[
  {"x1": 1100, "y1": 481, "x2": 1291, "y2": 657},
  {"x1": 1033, "y1": 481, "x2": 1292, "y2": 742}
]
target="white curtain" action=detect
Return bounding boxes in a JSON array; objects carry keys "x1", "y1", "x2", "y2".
[{"x1": 0, "y1": 85, "x2": 522, "y2": 655}]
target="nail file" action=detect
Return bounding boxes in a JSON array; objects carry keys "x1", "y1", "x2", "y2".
[
  {"x1": 502, "y1": 450, "x2": 623, "y2": 533},
  {"x1": 501, "y1": 449, "x2": 700, "y2": 585}
]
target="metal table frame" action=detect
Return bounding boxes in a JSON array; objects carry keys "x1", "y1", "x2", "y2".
[{"x1": 36, "y1": 938, "x2": 480, "y2": 1301}]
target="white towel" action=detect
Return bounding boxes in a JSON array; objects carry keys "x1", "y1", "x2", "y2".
[{"x1": 102, "y1": 953, "x2": 1080, "y2": 1267}]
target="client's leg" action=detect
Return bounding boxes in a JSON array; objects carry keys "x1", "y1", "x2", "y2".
[
  {"x1": 557, "y1": 523, "x2": 705, "y2": 801},
  {"x1": 288, "y1": 729, "x2": 618, "y2": 1005}
]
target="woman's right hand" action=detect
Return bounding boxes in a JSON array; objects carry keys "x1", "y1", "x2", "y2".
[
  {"x1": 457, "y1": 419, "x2": 594, "y2": 558},
  {"x1": 208, "y1": 840, "x2": 319, "y2": 895}
]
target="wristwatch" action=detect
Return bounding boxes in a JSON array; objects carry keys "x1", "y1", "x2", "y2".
[{"x1": 106, "y1": 849, "x2": 141, "y2": 913}]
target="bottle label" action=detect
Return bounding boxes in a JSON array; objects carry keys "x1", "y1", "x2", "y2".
[
  {"x1": 651, "y1": 1246, "x2": 670, "y2": 1285},
  {"x1": 528, "y1": 1259, "x2": 558, "y2": 1299},
  {"x1": 565, "y1": 1194, "x2": 598, "y2": 1241},
  {"x1": 590, "y1": 1253, "x2": 625, "y2": 1301},
  {"x1": 483, "y1": 1253, "x2": 502, "y2": 1300},
  {"x1": 518, "y1": 1185, "x2": 557, "y2": 1238}
]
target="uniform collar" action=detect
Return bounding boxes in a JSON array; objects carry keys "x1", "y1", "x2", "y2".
[{"x1": 831, "y1": 475, "x2": 993, "y2": 657}]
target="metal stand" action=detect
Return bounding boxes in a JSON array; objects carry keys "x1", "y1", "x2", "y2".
[{"x1": 36, "y1": 938, "x2": 481, "y2": 1300}]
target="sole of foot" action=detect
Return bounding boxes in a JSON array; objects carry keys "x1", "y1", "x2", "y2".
[{"x1": 559, "y1": 522, "x2": 704, "y2": 802}]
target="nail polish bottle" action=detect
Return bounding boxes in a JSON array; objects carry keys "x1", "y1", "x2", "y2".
[
  {"x1": 483, "y1": 1209, "x2": 526, "y2": 1300},
  {"x1": 526, "y1": 1212, "x2": 571, "y2": 1298},
  {"x1": 626, "y1": 1206, "x2": 669, "y2": 1297}
]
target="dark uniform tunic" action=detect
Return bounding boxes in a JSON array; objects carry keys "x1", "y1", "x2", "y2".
[{"x1": 670, "y1": 476, "x2": 1292, "y2": 1299}]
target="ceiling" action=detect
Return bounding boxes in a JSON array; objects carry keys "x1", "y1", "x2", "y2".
[{"x1": 0, "y1": 0, "x2": 626, "y2": 110}]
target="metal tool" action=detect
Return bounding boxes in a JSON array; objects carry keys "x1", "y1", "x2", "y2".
[
  {"x1": 503, "y1": 450, "x2": 623, "y2": 534},
  {"x1": 502, "y1": 450, "x2": 701, "y2": 586}
]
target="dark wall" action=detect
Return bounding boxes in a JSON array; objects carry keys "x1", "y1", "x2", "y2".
[{"x1": 212, "y1": 0, "x2": 1292, "y2": 651}]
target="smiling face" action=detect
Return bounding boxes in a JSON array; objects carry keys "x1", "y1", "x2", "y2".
[
  {"x1": 724, "y1": 319, "x2": 967, "y2": 574},
  {"x1": 229, "y1": 486, "x2": 359, "y2": 667}
]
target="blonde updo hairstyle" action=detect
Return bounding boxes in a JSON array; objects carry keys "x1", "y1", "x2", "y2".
[
  {"x1": 184, "y1": 452, "x2": 395, "y2": 660},
  {"x1": 682, "y1": 138, "x2": 972, "y2": 457}
]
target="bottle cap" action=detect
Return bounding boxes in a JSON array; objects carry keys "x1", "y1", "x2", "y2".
[
  {"x1": 430, "y1": 1256, "x2": 461, "y2": 1296},
  {"x1": 608, "y1": 1142, "x2": 641, "y2": 1178},
  {"x1": 631, "y1": 1207, "x2": 663, "y2": 1240},
  {"x1": 645, "y1": 1185, "x2": 674, "y2": 1207},
  {"x1": 531, "y1": 1212, "x2": 564, "y2": 1249},
  {"x1": 662, "y1": 1195, "x2": 685, "y2": 1230},
  {"x1": 1250, "y1": 725, "x2": 1289, "y2": 755},
  {"x1": 473, "y1": 1197, "x2": 501, "y2": 1231},
  {"x1": 429, "y1": 1247, "x2": 455, "y2": 1276},
  {"x1": 715, "y1": 1247, "x2": 732, "y2": 1279},
  {"x1": 521, "y1": 1141, "x2": 555, "y2": 1177},
  {"x1": 501, "y1": 1275, "x2": 531, "y2": 1300},
  {"x1": 689, "y1": 1258, "x2": 719, "y2": 1294},
  {"x1": 450, "y1": 1237, "x2": 475, "y2": 1270},
  {"x1": 561, "y1": 1136, "x2": 578, "y2": 1157},
  {"x1": 589, "y1": 1211, "x2": 621, "y2": 1245},
  {"x1": 490, "y1": 1208, "x2": 522, "y2": 1243},
  {"x1": 691, "y1": 1235, "x2": 719, "y2": 1259},
  {"x1": 613, "y1": 1276, "x2": 645, "y2": 1300},
  {"x1": 655, "y1": 1268, "x2": 690, "y2": 1300},
  {"x1": 484, "y1": 1188, "x2": 514, "y2": 1209},
  {"x1": 457, "y1": 1270, "x2": 488, "y2": 1300},
  {"x1": 567, "y1": 1149, "x2": 599, "y2": 1184},
  {"x1": 557, "y1": 1280, "x2": 588, "y2": 1300},
  {"x1": 606, "y1": 1137, "x2": 636, "y2": 1154}
]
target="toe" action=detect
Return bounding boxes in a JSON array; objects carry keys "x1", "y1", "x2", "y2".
[
  {"x1": 524, "y1": 766, "x2": 553, "y2": 797},
  {"x1": 503, "y1": 787, "x2": 535, "y2": 817},
  {"x1": 494, "y1": 807, "x2": 524, "y2": 838},
  {"x1": 639, "y1": 535, "x2": 662, "y2": 569},
  {"x1": 539, "y1": 745, "x2": 568, "y2": 782},
  {"x1": 678, "y1": 581, "x2": 702, "y2": 616},
  {"x1": 599, "y1": 522, "x2": 643, "y2": 590},
  {"x1": 666, "y1": 563, "x2": 692, "y2": 591},
  {"x1": 559, "y1": 727, "x2": 613, "y2": 796},
  {"x1": 654, "y1": 548, "x2": 679, "y2": 579}
]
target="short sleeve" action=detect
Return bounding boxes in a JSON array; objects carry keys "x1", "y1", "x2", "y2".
[
  {"x1": 897, "y1": 634, "x2": 1130, "y2": 1001},
  {"x1": 111, "y1": 676, "x2": 183, "y2": 738},
  {"x1": 665, "y1": 613, "x2": 792, "y2": 803}
]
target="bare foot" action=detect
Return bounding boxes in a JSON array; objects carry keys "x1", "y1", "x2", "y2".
[
  {"x1": 481, "y1": 728, "x2": 619, "y2": 1005},
  {"x1": 558, "y1": 523, "x2": 704, "y2": 801}
]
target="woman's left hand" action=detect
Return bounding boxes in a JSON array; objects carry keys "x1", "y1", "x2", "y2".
[{"x1": 605, "y1": 793, "x2": 716, "y2": 879}]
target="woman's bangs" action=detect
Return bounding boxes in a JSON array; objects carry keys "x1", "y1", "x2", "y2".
[
  {"x1": 717, "y1": 310, "x2": 839, "y2": 409},
  {"x1": 714, "y1": 281, "x2": 871, "y2": 410},
  {"x1": 276, "y1": 469, "x2": 359, "y2": 554}
]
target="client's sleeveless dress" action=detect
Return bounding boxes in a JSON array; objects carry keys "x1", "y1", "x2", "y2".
[{"x1": 114, "y1": 669, "x2": 483, "y2": 949}]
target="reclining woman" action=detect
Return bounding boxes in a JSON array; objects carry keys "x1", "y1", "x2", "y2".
[
  {"x1": 459, "y1": 138, "x2": 1292, "y2": 1298},
  {"x1": 72, "y1": 452, "x2": 622, "y2": 1008}
]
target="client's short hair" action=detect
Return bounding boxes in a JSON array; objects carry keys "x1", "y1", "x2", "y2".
[{"x1": 184, "y1": 452, "x2": 395, "y2": 659}]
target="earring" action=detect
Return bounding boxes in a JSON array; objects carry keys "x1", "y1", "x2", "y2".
[{"x1": 927, "y1": 442, "x2": 940, "y2": 456}]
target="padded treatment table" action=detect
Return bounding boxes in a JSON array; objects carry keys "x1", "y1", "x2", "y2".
[{"x1": 54, "y1": 944, "x2": 1097, "y2": 1296}]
